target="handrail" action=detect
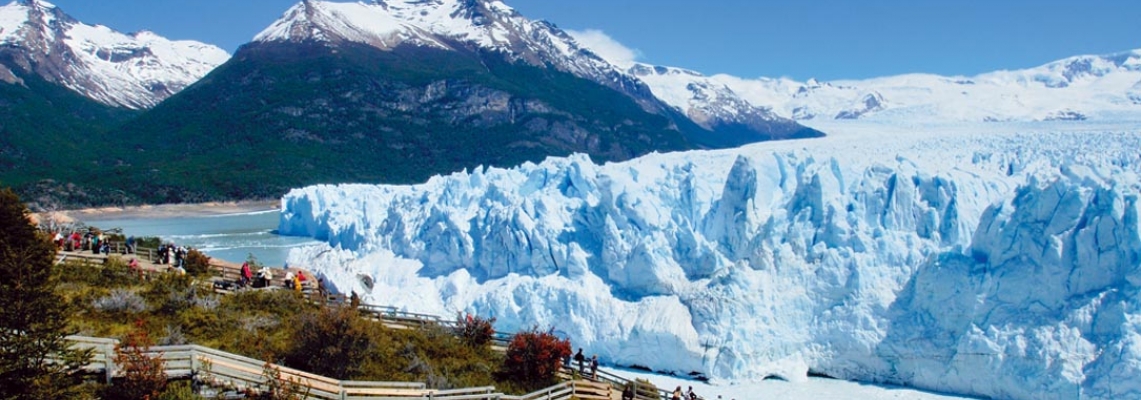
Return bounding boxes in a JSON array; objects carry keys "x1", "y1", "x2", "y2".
[{"x1": 66, "y1": 336, "x2": 613, "y2": 400}]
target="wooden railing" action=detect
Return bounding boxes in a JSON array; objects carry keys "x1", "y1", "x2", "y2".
[{"x1": 67, "y1": 336, "x2": 610, "y2": 400}]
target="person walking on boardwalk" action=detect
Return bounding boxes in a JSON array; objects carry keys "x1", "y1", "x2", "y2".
[
  {"x1": 671, "y1": 386, "x2": 682, "y2": 400},
  {"x1": 590, "y1": 354, "x2": 598, "y2": 379},
  {"x1": 574, "y1": 348, "x2": 585, "y2": 373}
]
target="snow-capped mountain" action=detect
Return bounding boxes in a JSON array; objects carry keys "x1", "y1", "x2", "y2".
[
  {"x1": 279, "y1": 121, "x2": 1141, "y2": 399},
  {"x1": 0, "y1": 0, "x2": 228, "y2": 109},
  {"x1": 632, "y1": 49, "x2": 1141, "y2": 123},
  {"x1": 251, "y1": 0, "x2": 811, "y2": 144},
  {"x1": 253, "y1": 0, "x2": 660, "y2": 111}
]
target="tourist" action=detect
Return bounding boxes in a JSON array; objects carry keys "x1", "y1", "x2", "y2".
[
  {"x1": 317, "y1": 277, "x2": 328, "y2": 299},
  {"x1": 671, "y1": 386, "x2": 682, "y2": 400},
  {"x1": 622, "y1": 385, "x2": 634, "y2": 400},
  {"x1": 240, "y1": 262, "x2": 252, "y2": 288},
  {"x1": 590, "y1": 355, "x2": 598, "y2": 379},
  {"x1": 256, "y1": 266, "x2": 273, "y2": 288},
  {"x1": 574, "y1": 348, "x2": 585, "y2": 373},
  {"x1": 687, "y1": 386, "x2": 697, "y2": 400},
  {"x1": 292, "y1": 272, "x2": 302, "y2": 292}
]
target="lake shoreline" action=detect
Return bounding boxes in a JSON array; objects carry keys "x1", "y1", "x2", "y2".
[{"x1": 48, "y1": 199, "x2": 280, "y2": 222}]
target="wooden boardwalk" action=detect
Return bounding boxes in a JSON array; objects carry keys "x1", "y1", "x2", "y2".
[
  {"x1": 69, "y1": 335, "x2": 615, "y2": 400},
  {"x1": 55, "y1": 248, "x2": 673, "y2": 400}
]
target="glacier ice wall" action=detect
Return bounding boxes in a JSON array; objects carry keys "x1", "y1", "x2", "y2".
[{"x1": 280, "y1": 128, "x2": 1141, "y2": 399}]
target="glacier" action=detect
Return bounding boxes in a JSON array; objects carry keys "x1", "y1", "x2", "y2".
[{"x1": 279, "y1": 121, "x2": 1141, "y2": 399}]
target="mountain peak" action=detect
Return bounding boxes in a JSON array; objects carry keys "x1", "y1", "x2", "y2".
[
  {"x1": 254, "y1": 0, "x2": 519, "y2": 50},
  {"x1": 0, "y1": 0, "x2": 229, "y2": 108},
  {"x1": 16, "y1": 0, "x2": 55, "y2": 9}
]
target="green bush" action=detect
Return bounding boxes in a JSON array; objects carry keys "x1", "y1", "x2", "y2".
[
  {"x1": 155, "y1": 380, "x2": 198, "y2": 400},
  {"x1": 184, "y1": 248, "x2": 212, "y2": 276},
  {"x1": 284, "y1": 305, "x2": 375, "y2": 380},
  {"x1": 135, "y1": 236, "x2": 162, "y2": 250}
]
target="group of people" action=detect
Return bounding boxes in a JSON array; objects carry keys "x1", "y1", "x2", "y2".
[
  {"x1": 51, "y1": 230, "x2": 133, "y2": 255},
  {"x1": 156, "y1": 243, "x2": 190, "y2": 269},
  {"x1": 238, "y1": 261, "x2": 313, "y2": 293},
  {"x1": 564, "y1": 348, "x2": 714, "y2": 400},
  {"x1": 569, "y1": 348, "x2": 600, "y2": 380},
  {"x1": 671, "y1": 386, "x2": 702, "y2": 400}
]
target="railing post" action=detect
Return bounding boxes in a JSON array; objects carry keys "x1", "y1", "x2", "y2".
[{"x1": 104, "y1": 344, "x2": 115, "y2": 384}]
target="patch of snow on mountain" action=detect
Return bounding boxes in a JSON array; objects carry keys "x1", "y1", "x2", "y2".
[
  {"x1": 629, "y1": 63, "x2": 781, "y2": 129},
  {"x1": 280, "y1": 121, "x2": 1141, "y2": 399}
]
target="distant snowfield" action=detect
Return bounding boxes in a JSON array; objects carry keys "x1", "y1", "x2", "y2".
[{"x1": 281, "y1": 119, "x2": 1141, "y2": 399}]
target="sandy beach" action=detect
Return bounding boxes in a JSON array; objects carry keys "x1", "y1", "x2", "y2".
[{"x1": 46, "y1": 199, "x2": 280, "y2": 222}]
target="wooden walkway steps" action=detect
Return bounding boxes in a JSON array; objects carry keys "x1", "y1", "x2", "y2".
[{"x1": 68, "y1": 335, "x2": 609, "y2": 400}]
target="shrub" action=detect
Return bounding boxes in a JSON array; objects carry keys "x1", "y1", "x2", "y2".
[
  {"x1": 251, "y1": 360, "x2": 309, "y2": 400},
  {"x1": 184, "y1": 248, "x2": 212, "y2": 276},
  {"x1": 499, "y1": 326, "x2": 572, "y2": 392},
  {"x1": 155, "y1": 380, "x2": 198, "y2": 400},
  {"x1": 158, "y1": 324, "x2": 188, "y2": 346},
  {"x1": 144, "y1": 272, "x2": 196, "y2": 314},
  {"x1": 284, "y1": 305, "x2": 376, "y2": 380},
  {"x1": 135, "y1": 236, "x2": 162, "y2": 250},
  {"x1": 102, "y1": 321, "x2": 167, "y2": 400},
  {"x1": 454, "y1": 313, "x2": 496, "y2": 349},
  {"x1": 633, "y1": 378, "x2": 658, "y2": 399},
  {"x1": 93, "y1": 289, "x2": 148, "y2": 314},
  {"x1": 60, "y1": 259, "x2": 138, "y2": 288}
]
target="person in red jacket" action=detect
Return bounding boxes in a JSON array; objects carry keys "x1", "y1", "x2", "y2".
[{"x1": 240, "y1": 262, "x2": 252, "y2": 288}]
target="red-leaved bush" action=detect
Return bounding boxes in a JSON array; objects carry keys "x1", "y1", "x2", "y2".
[
  {"x1": 499, "y1": 326, "x2": 571, "y2": 390},
  {"x1": 454, "y1": 313, "x2": 496, "y2": 349},
  {"x1": 103, "y1": 320, "x2": 166, "y2": 400}
]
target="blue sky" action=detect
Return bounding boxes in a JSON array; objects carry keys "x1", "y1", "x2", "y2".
[{"x1": 46, "y1": 0, "x2": 1141, "y2": 81}]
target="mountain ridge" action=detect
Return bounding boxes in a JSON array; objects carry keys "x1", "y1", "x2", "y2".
[{"x1": 627, "y1": 48, "x2": 1141, "y2": 124}]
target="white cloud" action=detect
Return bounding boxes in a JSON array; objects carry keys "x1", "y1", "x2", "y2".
[{"x1": 566, "y1": 29, "x2": 642, "y2": 68}]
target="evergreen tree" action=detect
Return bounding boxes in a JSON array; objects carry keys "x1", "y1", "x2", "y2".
[{"x1": 0, "y1": 187, "x2": 89, "y2": 398}]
